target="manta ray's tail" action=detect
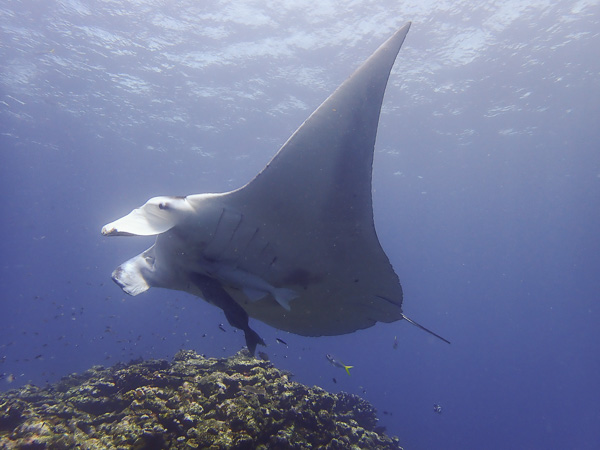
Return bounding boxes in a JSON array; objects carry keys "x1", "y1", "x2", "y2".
[{"x1": 401, "y1": 314, "x2": 451, "y2": 344}]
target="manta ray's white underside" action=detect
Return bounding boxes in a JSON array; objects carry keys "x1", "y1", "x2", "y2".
[{"x1": 103, "y1": 24, "x2": 412, "y2": 338}]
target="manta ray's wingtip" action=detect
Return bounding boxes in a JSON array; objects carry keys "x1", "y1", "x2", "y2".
[{"x1": 393, "y1": 21, "x2": 411, "y2": 37}]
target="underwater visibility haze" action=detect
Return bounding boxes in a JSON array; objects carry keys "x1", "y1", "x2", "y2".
[{"x1": 1, "y1": 1, "x2": 600, "y2": 448}]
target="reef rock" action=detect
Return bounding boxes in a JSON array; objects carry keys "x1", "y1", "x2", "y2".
[{"x1": 0, "y1": 350, "x2": 402, "y2": 449}]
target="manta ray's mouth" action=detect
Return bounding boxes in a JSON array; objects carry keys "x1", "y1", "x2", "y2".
[{"x1": 101, "y1": 226, "x2": 135, "y2": 236}]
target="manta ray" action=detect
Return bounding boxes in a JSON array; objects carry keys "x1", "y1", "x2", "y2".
[{"x1": 102, "y1": 23, "x2": 449, "y2": 354}]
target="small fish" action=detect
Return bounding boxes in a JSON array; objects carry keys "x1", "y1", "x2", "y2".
[
  {"x1": 276, "y1": 338, "x2": 288, "y2": 347},
  {"x1": 326, "y1": 354, "x2": 353, "y2": 376},
  {"x1": 218, "y1": 324, "x2": 226, "y2": 332},
  {"x1": 5, "y1": 373, "x2": 15, "y2": 383},
  {"x1": 433, "y1": 404, "x2": 442, "y2": 414},
  {"x1": 393, "y1": 336, "x2": 398, "y2": 349},
  {"x1": 332, "y1": 378, "x2": 337, "y2": 384}
]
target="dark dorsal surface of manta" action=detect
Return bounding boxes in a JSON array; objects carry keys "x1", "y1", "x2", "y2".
[{"x1": 102, "y1": 23, "x2": 449, "y2": 353}]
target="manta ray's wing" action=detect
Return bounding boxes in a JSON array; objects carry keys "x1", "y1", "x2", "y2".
[
  {"x1": 233, "y1": 23, "x2": 410, "y2": 231},
  {"x1": 213, "y1": 23, "x2": 412, "y2": 336}
]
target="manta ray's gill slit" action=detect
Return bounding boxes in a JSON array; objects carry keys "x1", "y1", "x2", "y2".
[
  {"x1": 254, "y1": 242, "x2": 275, "y2": 278},
  {"x1": 228, "y1": 212, "x2": 248, "y2": 262},
  {"x1": 204, "y1": 208, "x2": 244, "y2": 261},
  {"x1": 231, "y1": 212, "x2": 244, "y2": 236},
  {"x1": 215, "y1": 208, "x2": 226, "y2": 229},
  {"x1": 201, "y1": 208, "x2": 226, "y2": 260},
  {"x1": 239, "y1": 226, "x2": 260, "y2": 255},
  {"x1": 257, "y1": 242, "x2": 270, "y2": 257}
]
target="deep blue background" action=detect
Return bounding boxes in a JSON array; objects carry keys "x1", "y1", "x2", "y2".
[{"x1": 1, "y1": 1, "x2": 599, "y2": 448}]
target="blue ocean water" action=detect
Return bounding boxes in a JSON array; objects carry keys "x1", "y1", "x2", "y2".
[{"x1": 1, "y1": 1, "x2": 599, "y2": 448}]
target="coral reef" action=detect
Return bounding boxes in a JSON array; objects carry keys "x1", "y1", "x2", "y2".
[{"x1": 0, "y1": 350, "x2": 402, "y2": 449}]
